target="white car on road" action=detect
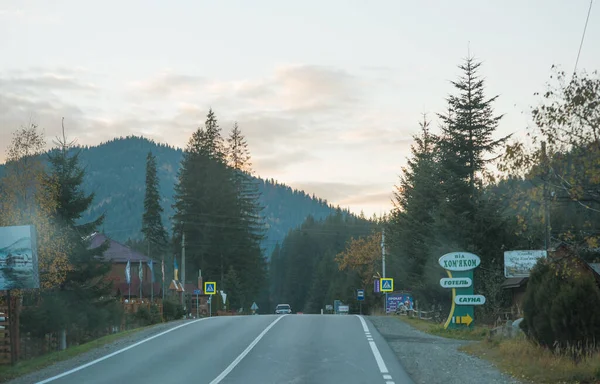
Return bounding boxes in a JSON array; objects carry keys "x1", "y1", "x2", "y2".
[{"x1": 275, "y1": 304, "x2": 292, "y2": 314}]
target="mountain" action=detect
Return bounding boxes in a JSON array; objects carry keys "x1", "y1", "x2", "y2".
[
  {"x1": 0, "y1": 136, "x2": 339, "y2": 257},
  {"x1": 0, "y1": 237, "x2": 32, "y2": 257}
]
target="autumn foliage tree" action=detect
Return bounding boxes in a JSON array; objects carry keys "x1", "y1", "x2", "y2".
[
  {"x1": 335, "y1": 232, "x2": 381, "y2": 288},
  {"x1": 0, "y1": 123, "x2": 71, "y2": 290}
]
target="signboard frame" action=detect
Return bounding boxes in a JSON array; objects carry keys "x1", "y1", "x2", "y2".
[
  {"x1": 380, "y1": 278, "x2": 394, "y2": 292},
  {"x1": 204, "y1": 281, "x2": 216, "y2": 295},
  {"x1": 504, "y1": 250, "x2": 547, "y2": 278},
  {"x1": 0, "y1": 225, "x2": 40, "y2": 290}
]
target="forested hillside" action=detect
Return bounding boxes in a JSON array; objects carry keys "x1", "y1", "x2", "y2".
[
  {"x1": 269, "y1": 210, "x2": 378, "y2": 313},
  {"x1": 0, "y1": 136, "x2": 337, "y2": 257}
]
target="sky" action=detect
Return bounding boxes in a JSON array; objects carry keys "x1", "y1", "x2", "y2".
[{"x1": 0, "y1": 0, "x2": 598, "y2": 217}]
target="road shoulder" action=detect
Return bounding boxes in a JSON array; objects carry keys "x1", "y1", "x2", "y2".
[{"x1": 368, "y1": 316, "x2": 524, "y2": 384}]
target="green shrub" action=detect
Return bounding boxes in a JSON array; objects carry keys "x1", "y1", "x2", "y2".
[
  {"x1": 521, "y1": 256, "x2": 600, "y2": 357},
  {"x1": 163, "y1": 299, "x2": 185, "y2": 321}
]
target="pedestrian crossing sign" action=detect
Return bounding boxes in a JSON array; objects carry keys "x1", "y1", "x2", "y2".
[
  {"x1": 204, "y1": 282, "x2": 216, "y2": 295},
  {"x1": 380, "y1": 278, "x2": 393, "y2": 292}
]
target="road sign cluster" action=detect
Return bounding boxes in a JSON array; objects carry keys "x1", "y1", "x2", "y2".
[{"x1": 438, "y1": 252, "x2": 485, "y2": 329}]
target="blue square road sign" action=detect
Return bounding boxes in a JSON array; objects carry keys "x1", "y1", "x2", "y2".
[
  {"x1": 380, "y1": 278, "x2": 394, "y2": 292},
  {"x1": 204, "y1": 282, "x2": 216, "y2": 295}
]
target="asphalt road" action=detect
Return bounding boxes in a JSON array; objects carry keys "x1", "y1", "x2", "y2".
[{"x1": 35, "y1": 314, "x2": 414, "y2": 384}]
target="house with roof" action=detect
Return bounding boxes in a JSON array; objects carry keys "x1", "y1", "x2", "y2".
[{"x1": 88, "y1": 232, "x2": 162, "y2": 298}]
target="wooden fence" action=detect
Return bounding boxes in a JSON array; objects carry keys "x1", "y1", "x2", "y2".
[{"x1": 0, "y1": 303, "x2": 10, "y2": 365}]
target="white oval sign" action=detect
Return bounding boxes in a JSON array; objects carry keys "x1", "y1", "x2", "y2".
[
  {"x1": 454, "y1": 295, "x2": 486, "y2": 305},
  {"x1": 439, "y1": 252, "x2": 481, "y2": 271},
  {"x1": 440, "y1": 277, "x2": 472, "y2": 288}
]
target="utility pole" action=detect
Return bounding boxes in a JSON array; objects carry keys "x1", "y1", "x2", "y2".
[
  {"x1": 181, "y1": 232, "x2": 186, "y2": 285},
  {"x1": 181, "y1": 231, "x2": 186, "y2": 308},
  {"x1": 382, "y1": 228, "x2": 387, "y2": 314},
  {"x1": 541, "y1": 141, "x2": 551, "y2": 251}
]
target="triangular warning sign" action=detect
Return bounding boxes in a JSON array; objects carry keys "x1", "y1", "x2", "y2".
[{"x1": 382, "y1": 280, "x2": 392, "y2": 289}]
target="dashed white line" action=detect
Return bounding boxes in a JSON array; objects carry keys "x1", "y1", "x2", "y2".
[
  {"x1": 383, "y1": 374, "x2": 392, "y2": 379},
  {"x1": 356, "y1": 315, "x2": 391, "y2": 379},
  {"x1": 209, "y1": 315, "x2": 287, "y2": 384}
]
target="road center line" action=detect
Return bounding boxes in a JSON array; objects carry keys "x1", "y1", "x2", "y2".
[
  {"x1": 209, "y1": 314, "x2": 287, "y2": 384},
  {"x1": 36, "y1": 318, "x2": 210, "y2": 384}
]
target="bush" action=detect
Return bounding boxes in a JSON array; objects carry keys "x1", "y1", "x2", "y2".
[
  {"x1": 521, "y1": 256, "x2": 600, "y2": 357},
  {"x1": 134, "y1": 305, "x2": 162, "y2": 326},
  {"x1": 163, "y1": 299, "x2": 185, "y2": 321}
]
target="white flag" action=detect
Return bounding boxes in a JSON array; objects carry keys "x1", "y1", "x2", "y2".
[
  {"x1": 139, "y1": 259, "x2": 143, "y2": 281},
  {"x1": 125, "y1": 259, "x2": 131, "y2": 284}
]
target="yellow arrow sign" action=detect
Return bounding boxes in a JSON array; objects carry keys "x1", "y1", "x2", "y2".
[{"x1": 455, "y1": 313, "x2": 473, "y2": 326}]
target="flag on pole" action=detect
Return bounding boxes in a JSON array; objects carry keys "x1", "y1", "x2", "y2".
[
  {"x1": 139, "y1": 259, "x2": 143, "y2": 280},
  {"x1": 148, "y1": 260, "x2": 155, "y2": 283},
  {"x1": 174, "y1": 257, "x2": 179, "y2": 281},
  {"x1": 125, "y1": 259, "x2": 131, "y2": 284},
  {"x1": 161, "y1": 259, "x2": 165, "y2": 282}
]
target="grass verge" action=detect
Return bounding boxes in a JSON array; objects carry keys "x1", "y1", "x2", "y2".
[
  {"x1": 397, "y1": 315, "x2": 489, "y2": 341},
  {"x1": 0, "y1": 326, "x2": 149, "y2": 383},
  {"x1": 460, "y1": 336, "x2": 600, "y2": 383}
]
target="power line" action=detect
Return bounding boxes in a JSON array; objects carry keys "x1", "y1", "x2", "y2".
[{"x1": 574, "y1": 0, "x2": 594, "y2": 74}]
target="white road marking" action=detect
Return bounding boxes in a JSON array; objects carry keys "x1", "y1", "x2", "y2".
[
  {"x1": 356, "y1": 315, "x2": 389, "y2": 375},
  {"x1": 36, "y1": 318, "x2": 210, "y2": 384},
  {"x1": 383, "y1": 374, "x2": 392, "y2": 379},
  {"x1": 209, "y1": 315, "x2": 287, "y2": 384},
  {"x1": 369, "y1": 341, "x2": 389, "y2": 373}
]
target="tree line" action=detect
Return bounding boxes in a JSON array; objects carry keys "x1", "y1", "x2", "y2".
[
  {"x1": 270, "y1": 57, "x2": 600, "y2": 340},
  {"x1": 0, "y1": 108, "x2": 270, "y2": 346}
]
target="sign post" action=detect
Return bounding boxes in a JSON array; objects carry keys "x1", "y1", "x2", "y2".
[
  {"x1": 357, "y1": 289, "x2": 365, "y2": 314},
  {"x1": 438, "y1": 252, "x2": 483, "y2": 329},
  {"x1": 204, "y1": 282, "x2": 216, "y2": 317},
  {"x1": 251, "y1": 301, "x2": 259, "y2": 315},
  {"x1": 193, "y1": 289, "x2": 201, "y2": 318}
]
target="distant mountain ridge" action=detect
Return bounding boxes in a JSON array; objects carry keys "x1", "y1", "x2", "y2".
[{"x1": 0, "y1": 136, "x2": 340, "y2": 257}]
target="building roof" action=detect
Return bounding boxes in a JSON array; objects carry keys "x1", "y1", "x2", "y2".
[
  {"x1": 589, "y1": 263, "x2": 600, "y2": 276},
  {"x1": 501, "y1": 277, "x2": 528, "y2": 289},
  {"x1": 89, "y1": 232, "x2": 152, "y2": 263}
]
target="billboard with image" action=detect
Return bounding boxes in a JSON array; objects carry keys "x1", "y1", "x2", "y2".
[
  {"x1": 504, "y1": 250, "x2": 547, "y2": 278},
  {"x1": 0, "y1": 225, "x2": 40, "y2": 290}
]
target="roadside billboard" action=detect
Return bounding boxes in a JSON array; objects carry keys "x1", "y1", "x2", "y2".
[
  {"x1": 0, "y1": 225, "x2": 40, "y2": 290},
  {"x1": 504, "y1": 250, "x2": 547, "y2": 278},
  {"x1": 386, "y1": 293, "x2": 414, "y2": 313}
]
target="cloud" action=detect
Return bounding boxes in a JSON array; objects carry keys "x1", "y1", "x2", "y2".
[
  {"x1": 0, "y1": 73, "x2": 97, "y2": 92},
  {"x1": 253, "y1": 150, "x2": 318, "y2": 175},
  {"x1": 289, "y1": 182, "x2": 375, "y2": 203},
  {"x1": 339, "y1": 191, "x2": 394, "y2": 207},
  {"x1": 129, "y1": 72, "x2": 207, "y2": 97}
]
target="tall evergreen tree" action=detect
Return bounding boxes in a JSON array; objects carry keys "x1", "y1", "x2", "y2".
[
  {"x1": 45, "y1": 123, "x2": 115, "y2": 336},
  {"x1": 437, "y1": 57, "x2": 509, "y2": 196},
  {"x1": 173, "y1": 109, "x2": 242, "y2": 287},
  {"x1": 142, "y1": 151, "x2": 168, "y2": 259},
  {"x1": 225, "y1": 122, "x2": 267, "y2": 306},
  {"x1": 433, "y1": 57, "x2": 513, "y2": 313},
  {"x1": 388, "y1": 114, "x2": 442, "y2": 303}
]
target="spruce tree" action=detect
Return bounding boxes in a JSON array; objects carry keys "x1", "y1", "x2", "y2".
[
  {"x1": 226, "y1": 122, "x2": 266, "y2": 304},
  {"x1": 437, "y1": 57, "x2": 509, "y2": 197},
  {"x1": 173, "y1": 109, "x2": 238, "y2": 285},
  {"x1": 433, "y1": 57, "x2": 513, "y2": 313},
  {"x1": 142, "y1": 151, "x2": 168, "y2": 259},
  {"x1": 45, "y1": 124, "x2": 113, "y2": 335},
  {"x1": 388, "y1": 115, "x2": 440, "y2": 294}
]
